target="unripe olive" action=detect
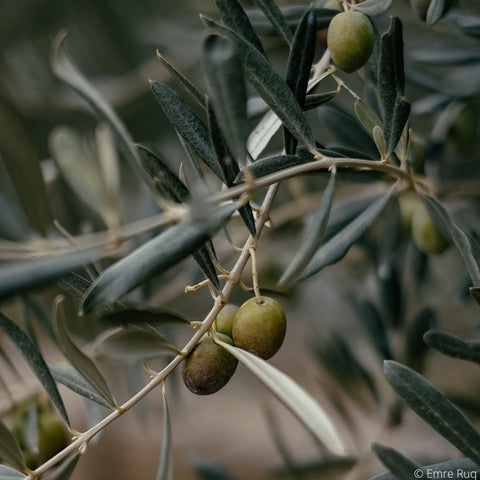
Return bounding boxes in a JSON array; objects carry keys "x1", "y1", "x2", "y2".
[
  {"x1": 182, "y1": 334, "x2": 238, "y2": 395},
  {"x1": 37, "y1": 413, "x2": 69, "y2": 462},
  {"x1": 327, "y1": 11, "x2": 374, "y2": 73},
  {"x1": 317, "y1": 0, "x2": 342, "y2": 48},
  {"x1": 398, "y1": 191, "x2": 419, "y2": 236},
  {"x1": 411, "y1": 202, "x2": 449, "y2": 255},
  {"x1": 232, "y1": 296, "x2": 286, "y2": 360},
  {"x1": 410, "y1": 0, "x2": 454, "y2": 21},
  {"x1": 214, "y1": 304, "x2": 239, "y2": 339}
]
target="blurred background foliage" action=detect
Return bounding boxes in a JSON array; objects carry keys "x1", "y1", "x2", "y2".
[{"x1": 0, "y1": 0, "x2": 480, "y2": 479}]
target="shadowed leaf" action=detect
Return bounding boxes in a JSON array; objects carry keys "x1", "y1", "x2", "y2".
[
  {"x1": 155, "y1": 385, "x2": 173, "y2": 480},
  {"x1": 201, "y1": 16, "x2": 315, "y2": 153},
  {"x1": 45, "y1": 453, "x2": 81, "y2": 480},
  {"x1": 424, "y1": 330, "x2": 480, "y2": 364},
  {"x1": 384, "y1": 360, "x2": 480, "y2": 464},
  {"x1": 81, "y1": 202, "x2": 236, "y2": 314},
  {"x1": 236, "y1": 154, "x2": 306, "y2": 182},
  {"x1": 53, "y1": 296, "x2": 116, "y2": 408},
  {"x1": 352, "y1": 0, "x2": 393, "y2": 16},
  {"x1": 215, "y1": 338, "x2": 348, "y2": 457},
  {"x1": 279, "y1": 168, "x2": 336, "y2": 286},
  {"x1": 0, "y1": 421, "x2": 25, "y2": 472},
  {"x1": 251, "y1": 0, "x2": 293, "y2": 46},
  {"x1": 48, "y1": 363, "x2": 114, "y2": 409},
  {"x1": 372, "y1": 443, "x2": 418, "y2": 480},
  {"x1": 96, "y1": 328, "x2": 179, "y2": 363},
  {"x1": 0, "y1": 312, "x2": 69, "y2": 425},
  {"x1": 299, "y1": 185, "x2": 397, "y2": 280},
  {"x1": 0, "y1": 249, "x2": 103, "y2": 302}
]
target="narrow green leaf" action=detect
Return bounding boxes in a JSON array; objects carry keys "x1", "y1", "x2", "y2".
[
  {"x1": 352, "y1": 0, "x2": 393, "y2": 16},
  {"x1": 303, "y1": 91, "x2": 338, "y2": 110},
  {"x1": 215, "y1": 0, "x2": 266, "y2": 56},
  {"x1": 0, "y1": 421, "x2": 25, "y2": 472},
  {"x1": 0, "y1": 249, "x2": 103, "y2": 302},
  {"x1": 201, "y1": 16, "x2": 315, "y2": 153},
  {"x1": 284, "y1": 8, "x2": 317, "y2": 154},
  {"x1": 49, "y1": 126, "x2": 111, "y2": 225},
  {"x1": 250, "y1": 0, "x2": 293, "y2": 46},
  {"x1": 0, "y1": 312, "x2": 69, "y2": 425},
  {"x1": 53, "y1": 296, "x2": 117, "y2": 408},
  {"x1": 372, "y1": 443, "x2": 419, "y2": 480},
  {"x1": 80, "y1": 203, "x2": 236, "y2": 314},
  {"x1": 48, "y1": 363, "x2": 114, "y2": 409},
  {"x1": 203, "y1": 34, "x2": 248, "y2": 168},
  {"x1": 299, "y1": 186, "x2": 397, "y2": 280},
  {"x1": 424, "y1": 330, "x2": 480, "y2": 364},
  {"x1": 373, "y1": 126, "x2": 387, "y2": 158},
  {"x1": 279, "y1": 169, "x2": 336, "y2": 286},
  {"x1": 0, "y1": 465, "x2": 26, "y2": 480},
  {"x1": 95, "y1": 328, "x2": 179, "y2": 363},
  {"x1": 150, "y1": 81, "x2": 226, "y2": 183},
  {"x1": 156, "y1": 51, "x2": 206, "y2": 108},
  {"x1": 50, "y1": 33, "x2": 155, "y2": 202},
  {"x1": 215, "y1": 338, "x2": 348, "y2": 457},
  {"x1": 420, "y1": 194, "x2": 480, "y2": 286},
  {"x1": 387, "y1": 97, "x2": 411, "y2": 156},
  {"x1": 136, "y1": 144, "x2": 190, "y2": 202},
  {"x1": 236, "y1": 154, "x2": 305, "y2": 182},
  {"x1": 354, "y1": 100, "x2": 383, "y2": 135},
  {"x1": 384, "y1": 360, "x2": 480, "y2": 464},
  {"x1": 45, "y1": 453, "x2": 81, "y2": 480},
  {"x1": 426, "y1": 0, "x2": 447, "y2": 25},
  {"x1": 155, "y1": 385, "x2": 173, "y2": 480}
]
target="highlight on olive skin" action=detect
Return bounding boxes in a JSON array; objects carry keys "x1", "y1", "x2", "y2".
[
  {"x1": 182, "y1": 334, "x2": 238, "y2": 395},
  {"x1": 327, "y1": 10, "x2": 374, "y2": 73},
  {"x1": 232, "y1": 296, "x2": 287, "y2": 360}
]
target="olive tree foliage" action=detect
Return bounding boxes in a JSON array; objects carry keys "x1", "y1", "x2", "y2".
[{"x1": 0, "y1": 0, "x2": 479, "y2": 478}]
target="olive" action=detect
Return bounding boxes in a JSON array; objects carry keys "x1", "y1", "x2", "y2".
[
  {"x1": 182, "y1": 334, "x2": 238, "y2": 395},
  {"x1": 214, "y1": 304, "x2": 239, "y2": 339},
  {"x1": 410, "y1": 0, "x2": 454, "y2": 21},
  {"x1": 232, "y1": 296, "x2": 286, "y2": 360},
  {"x1": 37, "y1": 413, "x2": 69, "y2": 462},
  {"x1": 327, "y1": 10, "x2": 374, "y2": 73},
  {"x1": 317, "y1": 0, "x2": 342, "y2": 48},
  {"x1": 411, "y1": 202, "x2": 449, "y2": 255}
]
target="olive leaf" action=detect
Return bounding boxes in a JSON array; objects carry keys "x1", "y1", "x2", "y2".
[
  {"x1": 299, "y1": 185, "x2": 397, "y2": 280},
  {"x1": 44, "y1": 453, "x2": 81, "y2": 480},
  {"x1": 53, "y1": 296, "x2": 117, "y2": 408},
  {"x1": 470, "y1": 287, "x2": 480, "y2": 307},
  {"x1": 250, "y1": 0, "x2": 293, "y2": 46},
  {"x1": 284, "y1": 8, "x2": 316, "y2": 154},
  {"x1": 384, "y1": 360, "x2": 480, "y2": 465},
  {"x1": 378, "y1": 18, "x2": 411, "y2": 156},
  {"x1": 215, "y1": 0, "x2": 266, "y2": 56},
  {"x1": 0, "y1": 465, "x2": 26, "y2": 480},
  {"x1": 372, "y1": 443, "x2": 419, "y2": 480},
  {"x1": 0, "y1": 311, "x2": 70, "y2": 426},
  {"x1": 236, "y1": 154, "x2": 306, "y2": 182},
  {"x1": 215, "y1": 338, "x2": 348, "y2": 457},
  {"x1": 0, "y1": 249, "x2": 103, "y2": 302},
  {"x1": 203, "y1": 34, "x2": 249, "y2": 169},
  {"x1": 48, "y1": 363, "x2": 115, "y2": 409},
  {"x1": 155, "y1": 385, "x2": 173, "y2": 480},
  {"x1": 0, "y1": 420, "x2": 26, "y2": 472},
  {"x1": 279, "y1": 168, "x2": 336, "y2": 286},
  {"x1": 355, "y1": 100, "x2": 383, "y2": 136},
  {"x1": 156, "y1": 51, "x2": 206, "y2": 108},
  {"x1": 201, "y1": 16, "x2": 316, "y2": 153},
  {"x1": 150, "y1": 81, "x2": 226, "y2": 183},
  {"x1": 426, "y1": 0, "x2": 449, "y2": 25},
  {"x1": 81, "y1": 202, "x2": 237, "y2": 314},
  {"x1": 420, "y1": 194, "x2": 480, "y2": 286},
  {"x1": 95, "y1": 328, "x2": 179, "y2": 363},
  {"x1": 351, "y1": 0, "x2": 393, "y2": 16},
  {"x1": 424, "y1": 330, "x2": 480, "y2": 364}
]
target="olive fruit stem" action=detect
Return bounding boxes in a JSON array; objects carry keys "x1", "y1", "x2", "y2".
[{"x1": 249, "y1": 247, "x2": 262, "y2": 304}]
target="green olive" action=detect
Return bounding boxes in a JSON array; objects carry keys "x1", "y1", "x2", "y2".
[
  {"x1": 317, "y1": 0, "x2": 342, "y2": 48},
  {"x1": 214, "y1": 304, "x2": 239, "y2": 339},
  {"x1": 398, "y1": 191, "x2": 419, "y2": 236},
  {"x1": 327, "y1": 11, "x2": 374, "y2": 73},
  {"x1": 410, "y1": 0, "x2": 454, "y2": 21},
  {"x1": 182, "y1": 334, "x2": 238, "y2": 395},
  {"x1": 232, "y1": 296, "x2": 286, "y2": 360},
  {"x1": 37, "y1": 413, "x2": 69, "y2": 462},
  {"x1": 411, "y1": 202, "x2": 449, "y2": 255}
]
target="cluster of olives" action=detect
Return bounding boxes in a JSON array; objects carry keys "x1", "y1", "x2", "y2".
[
  {"x1": 182, "y1": 296, "x2": 286, "y2": 395},
  {"x1": 399, "y1": 192, "x2": 449, "y2": 255}
]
